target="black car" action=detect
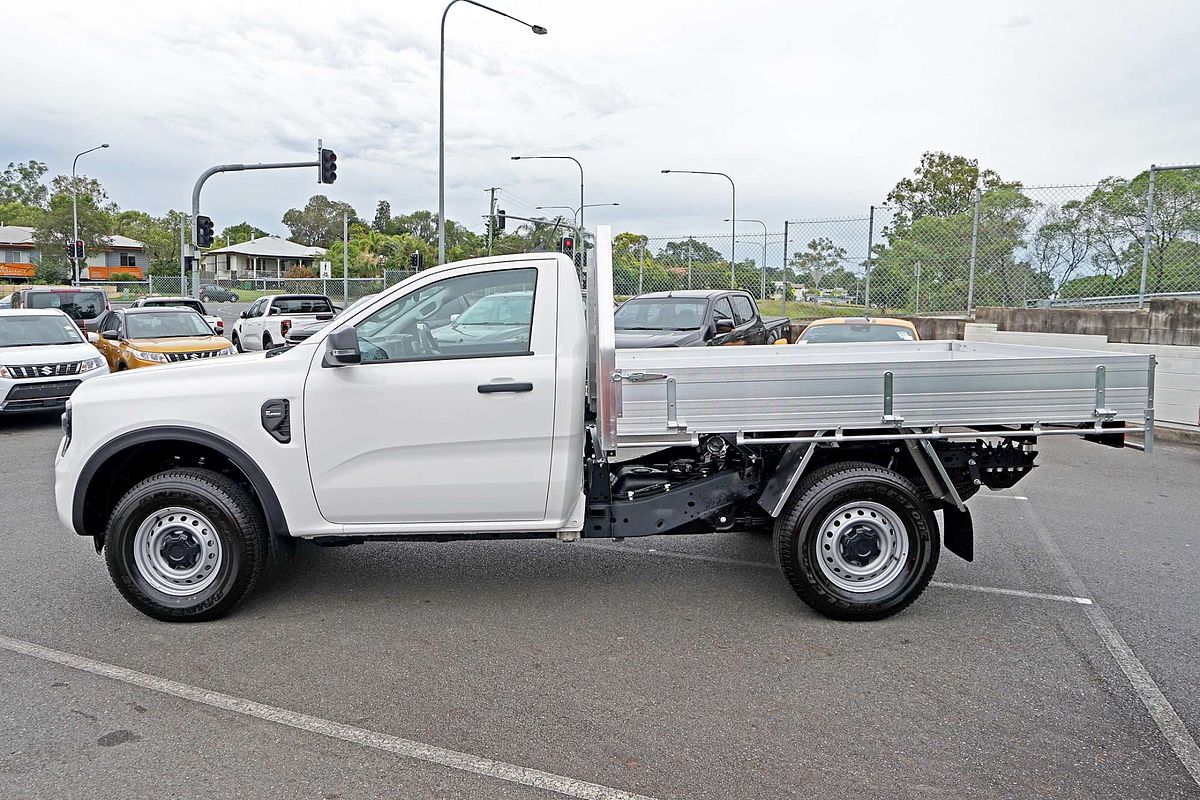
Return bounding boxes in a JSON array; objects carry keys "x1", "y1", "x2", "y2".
[
  {"x1": 198, "y1": 284, "x2": 239, "y2": 303},
  {"x1": 614, "y1": 290, "x2": 790, "y2": 348}
]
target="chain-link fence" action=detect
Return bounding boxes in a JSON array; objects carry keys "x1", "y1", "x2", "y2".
[{"x1": 615, "y1": 170, "x2": 1200, "y2": 316}]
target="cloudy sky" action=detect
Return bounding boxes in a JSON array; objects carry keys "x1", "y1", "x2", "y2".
[{"x1": 5, "y1": 0, "x2": 1198, "y2": 239}]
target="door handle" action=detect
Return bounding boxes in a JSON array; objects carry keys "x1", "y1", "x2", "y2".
[{"x1": 478, "y1": 382, "x2": 533, "y2": 394}]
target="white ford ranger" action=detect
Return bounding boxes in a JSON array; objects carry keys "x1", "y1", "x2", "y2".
[
  {"x1": 54, "y1": 228, "x2": 1155, "y2": 622},
  {"x1": 230, "y1": 293, "x2": 336, "y2": 352}
]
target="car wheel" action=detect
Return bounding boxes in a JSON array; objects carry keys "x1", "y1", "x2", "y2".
[
  {"x1": 263, "y1": 334, "x2": 273, "y2": 351},
  {"x1": 774, "y1": 461, "x2": 939, "y2": 621},
  {"x1": 228, "y1": 293, "x2": 239, "y2": 302},
  {"x1": 200, "y1": 294, "x2": 210, "y2": 302},
  {"x1": 232, "y1": 333, "x2": 244, "y2": 353},
  {"x1": 103, "y1": 468, "x2": 269, "y2": 622}
]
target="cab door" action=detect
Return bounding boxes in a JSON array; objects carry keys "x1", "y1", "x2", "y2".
[
  {"x1": 93, "y1": 311, "x2": 122, "y2": 369},
  {"x1": 303, "y1": 261, "x2": 558, "y2": 526}
]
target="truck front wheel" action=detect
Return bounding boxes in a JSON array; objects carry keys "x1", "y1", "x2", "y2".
[
  {"x1": 103, "y1": 468, "x2": 269, "y2": 622},
  {"x1": 774, "y1": 462, "x2": 939, "y2": 621}
]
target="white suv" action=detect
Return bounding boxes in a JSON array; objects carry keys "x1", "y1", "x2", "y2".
[{"x1": 0, "y1": 309, "x2": 109, "y2": 414}]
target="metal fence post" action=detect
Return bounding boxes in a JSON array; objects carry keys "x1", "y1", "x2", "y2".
[
  {"x1": 781, "y1": 220, "x2": 789, "y2": 318},
  {"x1": 863, "y1": 209, "x2": 874, "y2": 308},
  {"x1": 686, "y1": 239, "x2": 692, "y2": 290},
  {"x1": 638, "y1": 241, "x2": 645, "y2": 294},
  {"x1": 1138, "y1": 165, "x2": 1157, "y2": 310},
  {"x1": 914, "y1": 260, "x2": 922, "y2": 315},
  {"x1": 179, "y1": 215, "x2": 187, "y2": 296},
  {"x1": 967, "y1": 187, "x2": 981, "y2": 314}
]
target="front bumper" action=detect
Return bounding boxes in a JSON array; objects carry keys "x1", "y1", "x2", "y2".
[{"x1": 0, "y1": 367, "x2": 108, "y2": 414}]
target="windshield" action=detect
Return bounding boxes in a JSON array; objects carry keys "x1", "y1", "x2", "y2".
[
  {"x1": 799, "y1": 323, "x2": 916, "y2": 343},
  {"x1": 146, "y1": 299, "x2": 205, "y2": 314},
  {"x1": 615, "y1": 298, "x2": 708, "y2": 330},
  {"x1": 25, "y1": 290, "x2": 107, "y2": 319},
  {"x1": 455, "y1": 293, "x2": 533, "y2": 325},
  {"x1": 0, "y1": 314, "x2": 84, "y2": 347},
  {"x1": 275, "y1": 297, "x2": 333, "y2": 315},
  {"x1": 126, "y1": 311, "x2": 214, "y2": 339}
]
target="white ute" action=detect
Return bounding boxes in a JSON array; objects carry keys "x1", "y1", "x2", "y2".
[
  {"x1": 55, "y1": 228, "x2": 1156, "y2": 622},
  {"x1": 230, "y1": 293, "x2": 336, "y2": 352}
]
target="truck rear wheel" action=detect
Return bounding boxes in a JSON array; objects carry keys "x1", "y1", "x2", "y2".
[
  {"x1": 774, "y1": 461, "x2": 939, "y2": 621},
  {"x1": 103, "y1": 468, "x2": 268, "y2": 622}
]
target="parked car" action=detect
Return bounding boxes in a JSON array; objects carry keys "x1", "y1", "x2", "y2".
[
  {"x1": 54, "y1": 232, "x2": 1154, "y2": 624},
  {"x1": 197, "y1": 284, "x2": 239, "y2": 303},
  {"x1": 796, "y1": 316, "x2": 919, "y2": 344},
  {"x1": 11, "y1": 286, "x2": 110, "y2": 333},
  {"x1": 232, "y1": 294, "x2": 336, "y2": 352},
  {"x1": 430, "y1": 291, "x2": 533, "y2": 346},
  {"x1": 91, "y1": 307, "x2": 235, "y2": 371},
  {"x1": 285, "y1": 294, "x2": 376, "y2": 345},
  {"x1": 614, "y1": 289, "x2": 790, "y2": 348},
  {"x1": 130, "y1": 296, "x2": 224, "y2": 336},
  {"x1": 0, "y1": 309, "x2": 108, "y2": 414},
  {"x1": 0, "y1": 293, "x2": 13, "y2": 309}
]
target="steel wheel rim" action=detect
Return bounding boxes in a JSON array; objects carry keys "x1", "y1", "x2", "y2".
[
  {"x1": 132, "y1": 506, "x2": 223, "y2": 597},
  {"x1": 815, "y1": 500, "x2": 909, "y2": 593}
]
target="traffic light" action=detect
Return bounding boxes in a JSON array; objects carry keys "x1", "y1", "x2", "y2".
[
  {"x1": 75, "y1": 240, "x2": 85, "y2": 260},
  {"x1": 496, "y1": 209, "x2": 506, "y2": 231},
  {"x1": 559, "y1": 236, "x2": 575, "y2": 259},
  {"x1": 319, "y1": 148, "x2": 338, "y2": 184},
  {"x1": 410, "y1": 251, "x2": 424, "y2": 269},
  {"x1": 66, "y1": 241, "x2": 76, "y2": 259},
  {"x1": 195, "y1": 215, "x2": 215, "y2": 248}
]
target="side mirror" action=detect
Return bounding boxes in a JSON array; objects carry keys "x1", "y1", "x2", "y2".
[
  {"x1": 714, "y1": 317, "x2": 735, "y2": 335},
  {"x1": 239, "y1": 311, "x2": 248, "y2": 319},
  {"x1": 449, "y1": 313, "x2": 460, "y2": 323},
  {"x1": 102, "y1": 330, "x2": 119, "y2": 341},
  {"x1": 324, "y1": 327, "x2": 361, "y2": 367},
  {"x1": 87, "y1": 332, "x2": 99, "y2": 343},
  {"x1": 269, "y1": 307, "x2": 280, "y2": 316}
]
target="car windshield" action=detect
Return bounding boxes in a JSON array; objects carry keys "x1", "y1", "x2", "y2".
[
  {"x1": 25, "y1": 290, "x2": 107, "y2": 319},
  {"x1": 126, "y1": 311, "x2": 214, "y2": 339},
  {"x1": 0, "y1": 314, "x2": 84, "y2": 347},
  {"x1": 454, "y1": 293, "x2": 533, "y2": 325},
  {"x1": 275, "y1": 298, "x2": 333, "y2": 315},
  {"x1": 615, "y1": 298, "x2": 708, "y2": 330},
  {"x1": 146, "y1": 299, "x2": 206, "y2": 314},
  {"x1": 799, "y1": 323, "x2": 916, "y2": 343}
]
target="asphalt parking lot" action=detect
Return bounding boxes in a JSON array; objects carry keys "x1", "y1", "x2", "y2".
[{"x1": 1, "y1": 413, "x2": 1198, "y2": 800}]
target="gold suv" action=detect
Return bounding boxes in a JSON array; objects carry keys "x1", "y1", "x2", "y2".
[{"x1": 92, "y1": 307, "x2": 236, "y2": 371}]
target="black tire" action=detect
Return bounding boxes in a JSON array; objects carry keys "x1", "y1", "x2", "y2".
[
  {"x1": 103, "y1": 468, "x2": 269, "y2": 622},
  {"x1": 262, "y1": 333, "x2": 273, "y2": 351},
  {"x1": 228, "y1": 293, "x2": 239, "y2": 302},
  {"x1": 200, "y1": 294, "x2": 210, "y2": 302},
  {"x1": 232, "y1": 332, "x2": 243, "y2": 353},
  {"x1": 116, "y1": 361, "x2": 128, "y2": 371},
  {"x1": 773, "y1": 461, "x2": 939, "y2": 621}
]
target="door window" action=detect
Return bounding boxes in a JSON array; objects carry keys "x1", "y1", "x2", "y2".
[
  {"x1": 355, "y1": 267, "x2": 537, "y2": 363},
  {"x1": 713, "y1": 297, "x2": 735, "y2": 323},
  {"x1": 731, "y1": 295, "x2": 756, "y2": 325},
  {"x1": 247, "y1": 299, "x2": 266, "y2": 317}
]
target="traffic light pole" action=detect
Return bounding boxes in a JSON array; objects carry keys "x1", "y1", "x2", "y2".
[{"x1": 189, "y1": 158, "x2": 322, "y2": 297}]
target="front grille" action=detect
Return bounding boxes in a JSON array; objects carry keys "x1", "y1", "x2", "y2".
[
  {"x1": 163, "y1": 350, "x2": 224, "y2": 363},
  {"x1": 5, "y1": 362, "x2": 82, "y2": 379},
  {"x1": 4, "y1": 379, "x2": 81, "y2": 403}
]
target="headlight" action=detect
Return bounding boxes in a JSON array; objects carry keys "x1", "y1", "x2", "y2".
[
  {"x1": 77, "y1": 356, "x2": 106, "y2": 373},
  {"x1": 61, "y1": 402, "x2": 72, "y2": 452},
  {"x1": 130, "y1": 349, "x2": 169, "y2": 363},
  {"x1": 219, "y1": 346, "x2": 237, "y2": 357},
  {"x1": 0, "y1": 365, "x2": 10, "y2": 379}
]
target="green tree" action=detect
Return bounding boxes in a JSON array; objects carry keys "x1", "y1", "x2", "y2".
[
  {"x1": 0, "y1": 200, "x2": 44, "y2": 227},
  {"x1": 33, "y1": 178, "x2": 114, "y2": 282},
  {"x1": 218, "y1": 221, "x2": 270, "y2": 246},
  {"x1": 372, "y1": 200, "x2": 392, "y2": 233},
  {"x1": 791, "y1": 237, "x2": 847, "y2": 289},
  {"x1": 0, "y1": 160, "x2": 50, "y2": 207},
  {"x1": 281, "y1": 195, "x2": 359, "y2": 247},
  {"x1": 110, "y1": 209, "x2": 188, "y2": 276},
  {"x1": 886, "y1": 151, "x2": 1015, "y2": 232}
]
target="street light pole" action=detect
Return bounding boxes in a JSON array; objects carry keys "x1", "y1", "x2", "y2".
[
  {"x1": 70, "y1": 143, "x2": 109, "y2": 285},
  {"x1": 512, "y1": 155, "x2": 584, "y2": 257},
  {"x1": 440, "y1": 2, "x2": 546, "y2": 266},
  {"x1": 663, "y1": 169, "x2": 736, "y2": 288},
  {"x1": 727, "y1": 218, "x2": 766, "y2": 299}
]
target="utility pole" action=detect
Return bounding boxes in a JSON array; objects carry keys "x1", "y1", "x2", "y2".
[
  {"x1": 486, "y1": 186, "x2": 499, "y2": 255},
  {"x1": 342, "y1": 212, "x2": 349, "y2": 304},
  {"x1": 179, "y1": 215, "x2": 187, "y2": 294},
  {"x1": 967, "y1": 187, "x2": 981, "y2": 315}
]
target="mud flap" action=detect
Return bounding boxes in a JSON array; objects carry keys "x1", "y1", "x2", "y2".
[{"x1": 942, "y1": 504, "x2": 974, "y2": 562}]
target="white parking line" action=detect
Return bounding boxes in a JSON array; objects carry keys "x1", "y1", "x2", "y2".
[
  {"x1": 0, "y1": 635, "x2": 661, "y2": 800},
  {"x1": 1019, "y1": 500, "x2": 1200, "y2": 788},
  {"x1": 575, "y1": 542, "x2": 1094, "y2": 604}
]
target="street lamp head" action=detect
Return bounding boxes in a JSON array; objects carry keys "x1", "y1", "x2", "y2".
[
  {"x1": 660, "y1": 169, "x2": 671, "y2": 174},
  {"x1": 531, "y1": 24, "x2": 548, "y2": 34},
  {"x1": 101, "y1": 143, "x2": 110, "y2": 148},
  {"x1": 510, "y1": 156, "x2": 522, "y2": 161}
]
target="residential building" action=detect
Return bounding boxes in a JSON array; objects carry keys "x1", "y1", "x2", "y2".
[
  {"x1": 201, "y1": 236, "x2": 326, "y2": 280},
  {"x1": 0, "y1": 225, "x2": 147, "y2": 280}
]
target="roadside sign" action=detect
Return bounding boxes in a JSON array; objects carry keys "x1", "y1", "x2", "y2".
[{"x1": 319, "y1": 260, "x2": 332, "y2": 279}]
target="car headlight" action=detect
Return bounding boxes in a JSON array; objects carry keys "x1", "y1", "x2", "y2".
[
  {"x1": 61, "y1": 402, "x2": 72, "y2": 452},
  {"x1": 0, "y1": 365, "x2": 10, "y2": 379},
  {"x1": 130, "y1": 348, "x2": 169, "y2": 363},
  {"x1": 77, "y1": 356, "x2": 106, "y2": 373},
  {"x1": 219, "y1": 346, "x2": 237, "y2": 356}
]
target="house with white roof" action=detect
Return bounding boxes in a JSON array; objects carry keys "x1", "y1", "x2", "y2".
[
  {"x1": 201, "y1": 236, "x2": 327, "y2": 280},
  {"x1": 0, "y1": 225, "x2": 147, "y2": 280}
]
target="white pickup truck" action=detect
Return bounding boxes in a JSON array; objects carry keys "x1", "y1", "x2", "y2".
[
  {"x1": 55, "y1": 227, "x2": 1155, "y2": 622},
  {"x1": 230, "y1": 293, "x2": 337, "y2": 352}
]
